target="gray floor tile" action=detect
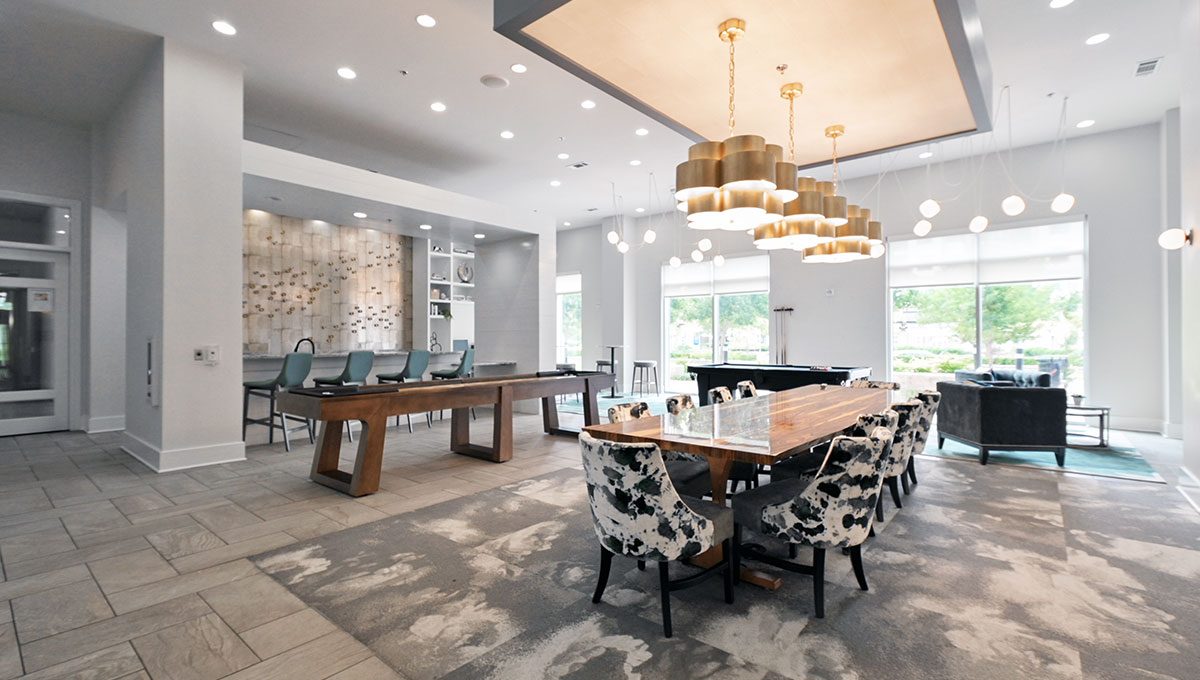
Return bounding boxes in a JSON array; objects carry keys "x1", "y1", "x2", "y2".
[
  {"x1": 132, "y1": 613, "x2": 258, "y2": 680},
  {"x1": 89, "y1": 549, "x2": 178, "y2": 594},
  {"x1": 12, "y1": 579, "x2": 114, "y2": 642}
]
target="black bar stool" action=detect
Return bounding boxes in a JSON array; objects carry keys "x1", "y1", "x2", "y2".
[{"x1": 242, "y1": 352, "x2": 313, "y2": 452}]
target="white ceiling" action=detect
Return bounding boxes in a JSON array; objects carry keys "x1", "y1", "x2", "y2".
[{"x1": 4, "y1": 0, "x2": 1183, "y2": 231}]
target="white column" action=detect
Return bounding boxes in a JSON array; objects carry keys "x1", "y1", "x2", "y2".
[{"x1": 1180, "y1": 0, "x2": 1200, "y2": 477}]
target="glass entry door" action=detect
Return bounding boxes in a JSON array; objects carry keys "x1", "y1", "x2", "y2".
[{"x1": 0, "y1": 247, "x2": 68, "y2": 435}]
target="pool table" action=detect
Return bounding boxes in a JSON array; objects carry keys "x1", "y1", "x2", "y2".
[{"x1": 688, "y1": 363, "x2": 872, "y2": 405}]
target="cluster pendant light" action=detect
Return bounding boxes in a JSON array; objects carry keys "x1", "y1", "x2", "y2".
[{"x1": 672, "y1": 19, "x2": 882, "y2": 263}]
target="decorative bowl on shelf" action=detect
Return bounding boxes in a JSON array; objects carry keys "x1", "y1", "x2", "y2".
[{"x1": 456, "y1": 264, "x2": 474, "y2": 283}]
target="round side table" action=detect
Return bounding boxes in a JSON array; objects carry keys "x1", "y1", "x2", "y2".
[{"x1": 1066, "y1": 404, "x2": 1111, "y2": 448}]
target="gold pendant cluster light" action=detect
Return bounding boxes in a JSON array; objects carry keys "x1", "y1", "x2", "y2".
[
  {"x1": 674, "y1": 19, "x2": 794, "y2": 232},
  {"x1": 800, "y1": 125, "x2": 885, "y2": 262}
]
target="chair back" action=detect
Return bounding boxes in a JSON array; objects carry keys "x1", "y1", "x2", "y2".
[
  {"x1": 579, "y1": 432, "x2": 714, "y2": 561},
  {"x1": 608, "y1": 401, "x2": 651, "y2": 423},
  {"x1": 454, "y1": 347, "x2": 475, "y2": 377},
  {"x1": 762, "y1": 428, "x2": 891, "y2": 550},
  {"x1": 735, "y1": 380, "x2": 758, "y2": 398},
  {"x1": 848, "y1": 378, "x2": 900, "y2": 390},
  {"x1": 402, "y1": 350, "x2": 430, "y2": 380},
  {"x1": 884, "y1": 401, "x2": 924, "y2": 477},
  {"x1": 277, "y1": 352, "x2": 313, "y2": 389},
  {"x1": 708, "y1": 386, "x2": 733, "y2": 404},
  {"x1": 335, "y1": 350, "x2": 374, "y2": 384},
  {"x1": 911, "y1": 390, "x2": 941, "y2": 454},
  {"x1": 664, "y1": 394, "x2": 695, "y2": 415}
]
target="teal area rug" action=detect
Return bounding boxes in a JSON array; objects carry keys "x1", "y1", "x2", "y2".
[{"x1": 923, "y1": 432, "x2": 1165, "y2": 484}]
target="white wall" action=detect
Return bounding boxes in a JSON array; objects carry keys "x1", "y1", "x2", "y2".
[
  {"x1": 475, "y1": 235, "x2": 543, "y2": 413},
  {"x1": 85, "y1": 207, "x2": 127, "y2": 431},
  {"x1": 841, "y1": 123, "x2": 1168, "y2": 432},
  {"x1": 1180, "y1": 0, "x2": 1200, "y2": 477},
  {"x1": 556, "y1": 226, "x2": 603, "y2": 371},
  {"x1": 0, "y1": 112, "x2": 90, "y2": 199}
]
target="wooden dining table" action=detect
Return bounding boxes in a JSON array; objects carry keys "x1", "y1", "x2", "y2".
[{"x1": 583, "y1": 383, "x2": 890, "y2": 589}]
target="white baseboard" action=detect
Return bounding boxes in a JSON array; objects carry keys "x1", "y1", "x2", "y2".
[
  {"x1": 121, "y1": 432, "x2": 246, "y2": 472},
  {"x1": 87, "y1": 415, "x2": 126, "y2": 433},
  {"x1": 1162, "y1": 422, "x2": 1183, "y2": 439},
  {"x1": 1110, "y1": 416, "x2": 1162, "y2": 433}
]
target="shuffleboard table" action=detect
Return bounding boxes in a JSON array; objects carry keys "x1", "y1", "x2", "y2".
[
  {"x1": 688, "y1": 363, "x2": 872, "y2": 405},
  {"x1": 276, "y1": 370, "x2": 615, "y2": 497}
]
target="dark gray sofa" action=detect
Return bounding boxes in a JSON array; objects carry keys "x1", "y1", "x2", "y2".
[
  {"x1": 935, "y1": 379, "x2": 1067, "y2": 466},
  {"x1": 953, "y1": 367, "x2": 1053, "y2": 387}
]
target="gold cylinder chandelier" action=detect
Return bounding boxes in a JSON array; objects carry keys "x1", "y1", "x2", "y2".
[
  {"x1": 675, "y1": 19, "x2": 791, "y2": 232},
  {"x1": 798, "y1": 124, "x2": 887, "y2": 263}
]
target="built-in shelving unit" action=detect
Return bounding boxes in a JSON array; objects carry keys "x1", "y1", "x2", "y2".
[{"x1": 413, "y1": 238, "x2": 477, "y2": 352}]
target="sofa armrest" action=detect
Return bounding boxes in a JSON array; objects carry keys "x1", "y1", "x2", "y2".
[
  {"x1": 978, "y1": 387, "x2": 1067, "y2": 446},
  {"x1": 935, "y1": 381, "x2": 982, "y2": 443}
]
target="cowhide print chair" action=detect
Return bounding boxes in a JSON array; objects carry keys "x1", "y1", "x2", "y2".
[
  {"x1": 579, "y1": 432, "x2": 735, "y2": 637},
  {"x1": 732, "y1": 427, "x2": 892, "y2": 618},
  {"x1": 707, "y1": 386, "x2": 759, "y2": 493},
  {"x1": 735, "y1": 380, "x2": 758, "y2": 398},
  {"x1": 905, "y1": 390, "x2": 941, "y2": 488},
  {"x1": 877, "y1": 400, "x2": 923, "y2": 517},
  {"x1": 664, "y1": 394, "x2": 695, "y2": 415},
  {"x1": 608, "y1": 402, "x2": 710, "y2": 498},
  {"x1": 847, "y1": 378, "x2": 901, "y2": 390}
]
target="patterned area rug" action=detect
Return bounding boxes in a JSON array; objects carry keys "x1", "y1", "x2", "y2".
[
  {"x1": 251, "y1": 460, "x2": 1200, "y2": 680},
  {"x1": 923, "y1": 430, "x2": 1165, "y2": 483}
]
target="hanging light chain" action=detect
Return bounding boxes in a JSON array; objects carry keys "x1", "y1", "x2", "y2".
[
  {"x1": 788, "y1": 95, "x2": 796, "y2": 162},
  {"x1": 831, "y1": 134, "x2": 840, "y2": 192},
  {"x1": 727, "y1": 39, "x2": 736, "y2": 135}
]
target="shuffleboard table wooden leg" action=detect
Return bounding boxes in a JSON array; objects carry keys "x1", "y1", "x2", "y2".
[
  {"x1": 348, "y1": 414, "x2": 387, "y2": 496},
  {"x1": 541, "y1": 395, "x2": 559, "y2": 434},
  {"x1": 451, "y1": 387, "x2": 513, "y2": 462},
  {"x1": 582, "y1": 378, "x2": 600, "y2": 426}
]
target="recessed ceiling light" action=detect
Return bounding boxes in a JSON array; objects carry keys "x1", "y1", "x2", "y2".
[
  {"x1": 918, "y1": 151, "x2": 934, "y2": 159},
  {"x1": 211, "y1": 20, "x2": 237, "y2": 36},
  {"x1": 416, "y1": 14, "x2": 437, "y2": 28},
  {"x1": 1049, "y1": 0, "x2": 1074, "y2": 7},
  {"x1": 550, "y1": 180, "x2": 562, "y2": 187},
  {"x1": 629, "y1": 160, "x2": 641, "y2": 166},
  {"x1": 635, "y1": 207, "x2": 645, "y2": 213},
  {"x1": 1085, "y1": 33, "x2": 1110, "y2": 46},
  {"x1": 474, "y1": 233, "x2": 486, "y2": 239},
  {"x1": 563, "y1": 221, "x2": 572, "y2": 226},
  {"x1": 510, "y1": 63, "x2": 527, "y2": 74},
  {"x1": 337, "y1": 67, "x2": 357, "y2": 80},
  {"x1": 63, "y1": 214, "x2": 71, "y2": 219},
  {"x1": 55, "y1": 230, "x2": 67, "y2": 235},
  {"x1": 353, "y1": 211, "x2": 367, "y2": 219},
  {"x1": 430, "y1": 101, "x2": 446, "y2": 112},
  {"x1": 500, "y1": 130, "x2": 514, "y2": 139},
  {"x1": 557, "y1": 153, "x2": 570, "y2": 160},
  {"x1": 1076, "y1": 119, "x2": 1096, "y2": 129},
  {"x1": 419, "y1": 224, "x2": 432, "y2": 230},
  {"x1": 580, "y1": 100, "x2": 596, "y2": 109},
  {"x1": 635, "y1": 128, "x2": 649, "y2": 136}
]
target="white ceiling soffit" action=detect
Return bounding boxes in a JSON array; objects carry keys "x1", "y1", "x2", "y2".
[{"x1": 495, "y1": 0, "x2": 993, "y2": 167}]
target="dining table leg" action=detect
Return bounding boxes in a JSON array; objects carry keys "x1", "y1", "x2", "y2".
[{"x1": 688, "y1": 457, "x2": 782, "y2": 591}]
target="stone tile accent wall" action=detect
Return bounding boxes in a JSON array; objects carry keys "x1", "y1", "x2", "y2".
[{"x1": 242, "y1": 210, "x2": 413, "y2": 354}]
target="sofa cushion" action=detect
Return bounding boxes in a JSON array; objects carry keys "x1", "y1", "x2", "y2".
[{"x1": 956, "y1": 367, "x2": 1050, "y2": 388}]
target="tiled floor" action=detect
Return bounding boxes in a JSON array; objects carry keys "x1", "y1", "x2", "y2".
[{"x1": 0, "y1": 413, "x2": 1192, "y2": 679}]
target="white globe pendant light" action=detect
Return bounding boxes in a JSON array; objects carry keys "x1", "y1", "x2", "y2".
[
  {"x1": 913, "y1": 220, "x2": 932, "y2": 237},
  {"x1": 643, "y1": 229, "x2": 657, "y2": 244},
  {"x1": 969, "y1": 215, "x2": 989, "y2": 233},
  {"x1": 697, "y1": 238, "x2": 713, "y2": 252},
  {"x1": 691, "y1": 249, "x2": 704, "y2": 262},
  {"x1": 918, "y1": 198, "x2": 941, "y2": 219},
  {"x1": 606, "y1": 230, "x2": 620, "y2": 245},
  {"x1": 1050, "y1": 193, "x2": 1076, "y2": 214},
  {"x1": 669, "y1": 255, "x2": 682, "y2": 267},
  {"x1": 1158, "y1": 228, "x2": 1192, "y2": 250},
  {"x1": 713, "y1": 254, "x2": 726, "y2": 266},
  {"x1": 616, "y1": 240, "x2": 630, "y2": 254},
  {"x1": 1001, "y1": 194, "x2": 1026, "y2": 216}
]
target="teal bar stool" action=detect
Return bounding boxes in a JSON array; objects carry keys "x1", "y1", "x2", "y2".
[
  {"x1": 377, "y1": 350, "x2": 432, "y2": 432},
  {"x1": 314, "y1": 350, "x2": 375, "y2": 442},
  {"x1": 431, "y1": 347, "x2": 475, "y2": 420},
  {"x1": 242, "y1": 352, "x2": 313, "y2": 452}
]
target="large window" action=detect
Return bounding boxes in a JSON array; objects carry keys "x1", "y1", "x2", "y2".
[
  {"x1": 556, "y1": 273, "x2": 582, "y2": 369},
  {"x1": 662, "y1": 255, "x2": 770, "y2": 393},
  {"x1": 889, "y1": 222, "x2": 1086, "y2": 395}
]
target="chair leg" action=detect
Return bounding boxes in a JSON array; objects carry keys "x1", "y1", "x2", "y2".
[
  {"x1": 653, "y1": 366, "x2": 660, "y2": 395},
  {"x1": 267, "y1": 393, "x2": 276, "y2": 444},
  {"x1": 938, "y1": 435, "x2": 946, "y2": 449},
  {"x1": 849, "y1": 544, "x2": 869, "y2": 591},
  {"x1": 592, "y1": 548, "x2": 613, "y2": 604},
  {"x1": 732, "y1": 524, "x2": 742, "y2": 586},
  {"x1": 875, "y1": 493, "x2": 885, "y2": 522},
  {"x1": 979, "y1": 447, "x2": 989, "y2": 465},
  {"x1": 307, "y1": 419, "x2": 315, "y2": 444},
  {"x1": 658, "y1": 561, "x2": 673, "y2": 637},
  {"x1": 426, "y1": 412, "x2": 433, "y2": 428},
  {"x1": 789, "y1": 544, "x2": 798, "y2": 559},
  {"x1": 637, "y1": 560, "x2": 646, "y2": 571},
  {"x1": 812, "y1": 548, "x2": 826, "y2": 619},
  {"x1": 242, "y1": 388, "x2": 250, "y2": 440},
  {"x1": 887, "y1": 477, "x2": 903, "y2": 509},
  {"x1": 907, "y1": 457, "x2": 918, "y2": 486},
  {"x1": 280, "y1": 412, "x2": 292, "y2": 452},
  {"x1": 722, "y1": 538, "x2": 734, "y2": 604},
  {"x1": 346, "y1": 421, "x2": 354, "y2": 443},
  {"x1": 1055, "y1": 448, "x2": 1066, "y2": 467},
  {"x1": 406, "y1": 414, "x2": 413, "y2": 434},
  {"x1": 900, "y1": 472, "x2": 911, "y2": 495}
]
